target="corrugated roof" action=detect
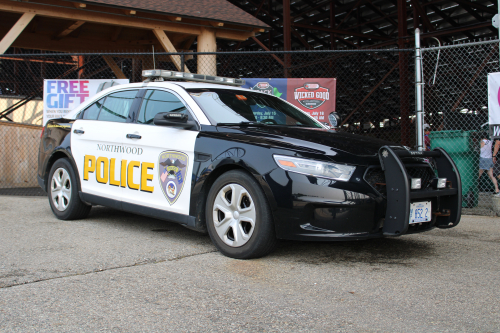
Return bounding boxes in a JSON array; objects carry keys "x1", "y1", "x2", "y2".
[{"x1": 81, "y1": 0, "x2": 269, "y2": 28}]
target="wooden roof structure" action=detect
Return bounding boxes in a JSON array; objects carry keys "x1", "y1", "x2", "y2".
[{"x1": 0, "y1": 0, "x2": 268, "y2": 54}]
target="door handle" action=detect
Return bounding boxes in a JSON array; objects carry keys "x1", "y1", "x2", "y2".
[
  {"x1": 73, "y1": 129, "x2": 84, "y2": 134},
  {"x1": 126, "y1": 134, "x2": 142, "y2": 139}
]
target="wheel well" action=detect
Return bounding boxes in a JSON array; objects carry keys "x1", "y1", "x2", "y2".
[
  {"x1": 196, "y1": 164, "x2": 274, "y2": 231},
  {"x1": 195, "y1": 164, "x2": 250, "y2": 231},
  {"x1": 44, "y1": 152, "x2": 77, "y2": 192}
]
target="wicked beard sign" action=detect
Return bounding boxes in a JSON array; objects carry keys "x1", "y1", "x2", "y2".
[
  {"x1": 287, "y1": 79, "x2": 336, "y2": 122},
  {"x1": 242, "y1": 78, "x2": 336, "y2": 122}
]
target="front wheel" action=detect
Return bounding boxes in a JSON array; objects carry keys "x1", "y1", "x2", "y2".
[
  {"x1": 206, "y1": 170, "x2": 277, "y2": 259},
  {"x1": 48, "y1": 158, "x2": 91, "y2": 220}
]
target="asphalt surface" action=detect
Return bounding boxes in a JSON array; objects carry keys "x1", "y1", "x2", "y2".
[{"x1": 0, "y1": 196, "x2": 499, "y2": 332}]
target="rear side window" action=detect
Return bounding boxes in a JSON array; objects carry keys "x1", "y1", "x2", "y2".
[
  {"x1": 82, "y1": 98, "x2": 104, "y2": 120},
  {"x1": 97, "y1": 90, "x2": 138, "y2": 123},
  {"x1": 137, "y1": 89, "x2": 187, "y2": 125}
]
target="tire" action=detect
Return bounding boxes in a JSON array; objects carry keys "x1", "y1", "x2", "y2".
[
  {"x1": 48, "y1": 158, "x2": 91, "y2": 220},
  {"x1": 206, "y1": 170, "x2": 277, "y2": 259}
]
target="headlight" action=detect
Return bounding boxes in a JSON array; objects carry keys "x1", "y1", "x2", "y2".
[{"x1": 273, "y1": 155, "x2": 356, "y2": 182}]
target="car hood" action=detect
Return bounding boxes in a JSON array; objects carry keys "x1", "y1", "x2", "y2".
[{"x1": 212, "y1": 126, "x2": 401, "y2": 165}]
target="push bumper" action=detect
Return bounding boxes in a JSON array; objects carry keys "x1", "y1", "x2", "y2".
[{"x1": 379, "y1": 146, "x2": 461, "y2": 236}]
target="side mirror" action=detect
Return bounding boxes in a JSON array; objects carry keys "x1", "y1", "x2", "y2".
[
  {"x1": 328, "y1": 112, "x2": 341, "y2": 128},
  {"x1": 154, "y1": 112, "x2": 196, "y2": 129}
]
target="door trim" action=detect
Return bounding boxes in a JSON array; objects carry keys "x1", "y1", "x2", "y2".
[{"x1": 79, "y1": 192, "x2": 196, "y2": 227}]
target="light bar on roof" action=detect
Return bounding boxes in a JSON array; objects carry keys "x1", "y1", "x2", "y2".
[{"x1": 142, "y1": 69, "x2": 245, "y2": 86}]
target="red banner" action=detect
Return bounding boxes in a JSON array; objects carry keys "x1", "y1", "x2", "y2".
[{"x1": 286, "y1": 78, "x2": 336, "y2": 122}]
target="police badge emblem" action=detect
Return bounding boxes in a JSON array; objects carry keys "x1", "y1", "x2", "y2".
[{"x1": 158, "y1": 151, "x2": 189, "y2": 205}]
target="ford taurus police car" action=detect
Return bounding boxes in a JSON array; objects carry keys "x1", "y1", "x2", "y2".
[{"x1": 37, "y1": 70, "x2": 462, "y2": 259}]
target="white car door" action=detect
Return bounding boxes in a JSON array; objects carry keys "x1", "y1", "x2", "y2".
[
  {"x1": 119, "y1": 88, "x2": 199, "y2": 217},
  {"x1": 71, "y1": 89, "x2": 140, "y2": 203}
]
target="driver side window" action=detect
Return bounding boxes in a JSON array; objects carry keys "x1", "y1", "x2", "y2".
[{"x1": 137, "y1": 89, "x2": 187, "y2": 125}]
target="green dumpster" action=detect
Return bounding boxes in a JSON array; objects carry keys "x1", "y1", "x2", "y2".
[{"x1": 429, "y1": 130, "x2": 478, "y2": 208}]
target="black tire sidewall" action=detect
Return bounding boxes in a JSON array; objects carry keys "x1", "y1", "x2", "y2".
[
  {"x1": 48, "y1": 158, "x2": 85, "y2": 220},
  {"x1": 206, "y1": 170, "x2": 275, "y2": 259}
]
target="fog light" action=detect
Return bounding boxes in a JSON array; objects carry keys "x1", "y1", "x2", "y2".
[
  {"x1": 437, "y1": 178, "x2": 447, "y2": 188},
  {"x1": 411, "y1": 178, "x2": 421, "y2": 189}
]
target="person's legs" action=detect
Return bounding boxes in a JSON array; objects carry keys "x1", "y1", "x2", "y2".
[
  {"x1": 478, "y1": 168, "x2": 485, "y2": 191},
  {"x1": 488, "y1": 168, "x2": 499, "y2": 193}
]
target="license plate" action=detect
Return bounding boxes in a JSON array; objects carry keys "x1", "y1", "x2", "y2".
[{"x1": 409, "y1": 201, "x2": 432, "y2": 223}]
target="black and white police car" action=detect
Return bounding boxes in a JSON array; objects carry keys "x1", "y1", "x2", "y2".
[{"x1": 38, "y1": 70, "x2": 462, "y2": 259}]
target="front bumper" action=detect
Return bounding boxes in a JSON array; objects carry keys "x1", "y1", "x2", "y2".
[
  {"x1": 264, "y1": 147, "x2": 461, "y2": 241},
  {"x1": 379, "y1": 146, "x2": 461, "y2": 236}
]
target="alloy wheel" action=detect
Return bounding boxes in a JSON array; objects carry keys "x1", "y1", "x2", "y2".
[
  {"x1": 212, "y1": 183, "x2": 256, "y2": 247},
  {"x1": 51, "y1": 167, "x2": 72, "y2": 211}
]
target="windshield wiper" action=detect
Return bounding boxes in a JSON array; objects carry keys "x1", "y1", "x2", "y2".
[{"x1": 216, "y1": 121, "x2": 269, "y2": 127}]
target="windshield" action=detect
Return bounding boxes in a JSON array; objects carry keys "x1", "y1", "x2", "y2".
[{"x1": 187, "y1": 88, "x2": 323, "y2": 128}]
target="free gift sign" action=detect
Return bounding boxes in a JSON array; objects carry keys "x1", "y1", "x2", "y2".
[{"x1": 43, "y1": 79, "x2": 129, "y2": 125}]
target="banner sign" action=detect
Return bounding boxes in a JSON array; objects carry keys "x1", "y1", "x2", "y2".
[
  {"x1": 242, "y1": 78, "x2": 336, "y2": 123},
  {"x1": 43, "y1": 79, "x2": 129, "y2": 125},
  {"x1": 488, "y1": 72, "x2": 500, "y2": 138}
]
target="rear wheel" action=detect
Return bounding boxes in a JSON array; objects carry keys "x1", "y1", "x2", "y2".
[
  {"x1": 206, "y1": 170, "x2": 277, "y2": 259},
  {"x1": 48, "y1": 158, "x2": 91, "y2": 220}
]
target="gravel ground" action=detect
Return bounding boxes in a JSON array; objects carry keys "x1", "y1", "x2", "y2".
[{"x1": 0, "y1": 196, "x2": 499, "y2": 332}]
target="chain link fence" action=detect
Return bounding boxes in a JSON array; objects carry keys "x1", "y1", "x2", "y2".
[
  {"x1": 0, "y1": 49, "x2": 414, "y2": 196},
  {"x1": 421, "y1": 39, "x2": 500, "y2": 216}
]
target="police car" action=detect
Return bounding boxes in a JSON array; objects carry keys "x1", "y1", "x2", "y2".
[{"x1": 37, "y1": 70, "x2": 462, "y2": 259}]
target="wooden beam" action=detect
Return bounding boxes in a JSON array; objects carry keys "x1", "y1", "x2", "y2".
[
  {"x1": 250, "y1": 36, "x2": 284, "y2": 66},
  {"x1": 340, "y1": 61, "x2": 399, "y2": 126},
  {"x1": 0, "y1": 1, "x2": 201, "y2": 36},
  {"x1": 167, "y1": 16, "x2": 182, "y2": 22},
  {"x1": 197, "y1": 27, "x2": 216, "y2": 75},
  {"x1": 53, "y1": 20, "x2": 85, "y2": 40},
  {"x1": 124, "y1": 10, "x2": 136, "y2": 15},
  {"x1": 6, "y1": 29, "x2": 153, "y2": 52},
  {"x1": 336, "y1": 0, "x2": 365, "y2": 28},
  {"x1": 292, "y1": 22, "x2": 391, "y2": 40},
  {"x1": 291, "y1": 28, "x2": 312, "y2": 49},
  {"x1": 73, "y1": 2, "x2": 86, "y2": 8},
  {"x1": 366, "y1": 0, "x2": 398, "y2": 27},
  {"x1": 216, "y1": 30, "x2": 255, "y2": 41},
  {"x1": 209, "y1": 22, "x2": 224, "y2": 27},
  {"x1": 102, "y1": 55, "x2": 127, "y2": 79},
  {"x1": 152, "y1": 29, "x2": 190, "y2": 72},
  {"x1": 0, "y1": 13, "x2": 35, "y2": 54},
  {"x1": 0, "y1": 56, "x2": 75, "y2": 65},
  {"x1": 111, "y1": 26, "x2": 122, "y2": 42}
]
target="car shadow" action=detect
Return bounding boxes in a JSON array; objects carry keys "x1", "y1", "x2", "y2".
[
  {"x1": 83, "y1": 206, "x2": 212, "y2": 245},
  {"x1": 83, "y1": 206, "x2": 436, "y2": 265},
  {"x1": 271, "y1": 237, "x2": 436, "y2": 266}
]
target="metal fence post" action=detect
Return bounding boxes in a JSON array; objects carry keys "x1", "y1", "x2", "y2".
[
  {"x1": 181, "y1": 53, "x2": 185, "y2": 72},
  {"x1": 415, "y1": 28, "x2": 424, "y2": 151}
]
